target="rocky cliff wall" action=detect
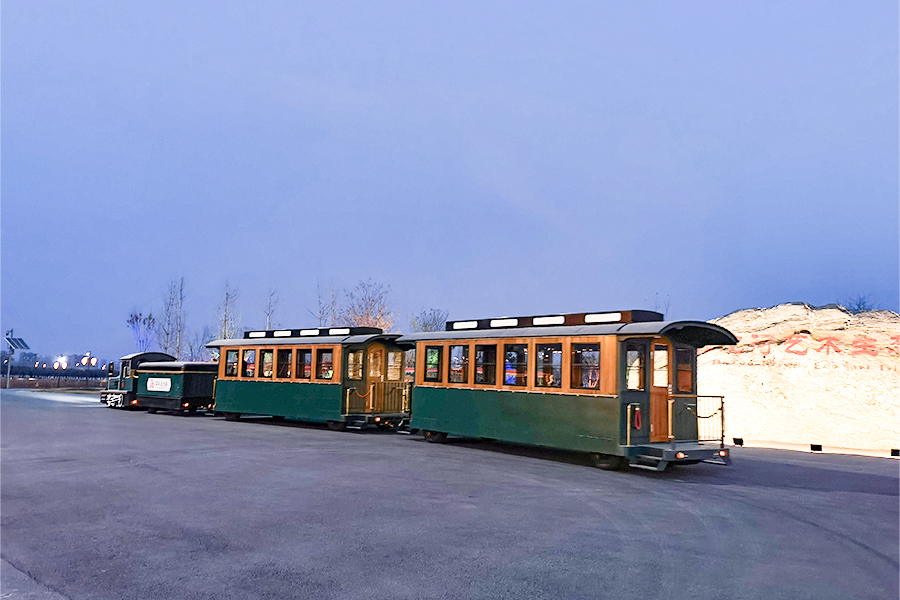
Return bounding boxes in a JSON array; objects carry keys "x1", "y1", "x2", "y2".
[{"x1": 697, "y1": 303, "x2": 900, "y2": 453}]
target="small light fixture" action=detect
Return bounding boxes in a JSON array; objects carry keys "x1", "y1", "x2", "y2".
[{"x1": 675, "y1": 451, "x2": 686, "y2": 459}]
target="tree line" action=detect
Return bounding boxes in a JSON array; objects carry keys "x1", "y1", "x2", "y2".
[{"x1": 127, "y1": 278, "x2": 448, "y2": 358}]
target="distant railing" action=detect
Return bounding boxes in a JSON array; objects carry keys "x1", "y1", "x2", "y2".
[
  {"x1": 345, "y1": 382, "x2": 410, "y2": 414},
  {"x1": 669, "y1": 395, "x2": 725, "y2": 447}
]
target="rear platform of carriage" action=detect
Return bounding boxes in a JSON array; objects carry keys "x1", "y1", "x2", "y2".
[
  {"x1": 398, "y1": 310, "x2": 737, "y2": 471},
  {"x1": 206, "y1": 327, "x2": 412, "y2": 430}
]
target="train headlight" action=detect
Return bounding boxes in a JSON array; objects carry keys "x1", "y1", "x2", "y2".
[
  {"x1": 675, "y1": 452, "x2": 686, "y2": 459},
  {"x1": 719, "y1": 450, "x2": 728, "y2": 458}
]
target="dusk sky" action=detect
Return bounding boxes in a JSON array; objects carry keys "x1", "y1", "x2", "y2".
[{"x1": 2, "y1": 1, "x2": 898, "y2": 362}]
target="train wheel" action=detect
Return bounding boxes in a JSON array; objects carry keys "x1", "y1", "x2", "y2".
[
  {"x1": 147, "y1": 408, "x2": 158, "y2": 414},
  {"x1": 327, "y1": 421, "x2": 347, "y2": 432},
  {"x1": 590, "y1": 453, "x2": 625, "y2": 471},
  {"x1": 424, "y1": 431, "x2": 447, "y2": 443},
  {"x1": 224, "y1": 413, "x2": 241, "y2": 421}
]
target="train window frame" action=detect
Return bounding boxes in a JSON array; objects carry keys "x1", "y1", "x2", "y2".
[
  {"x1": 424, "y1": 346, "x2": 443, "y2": 383},
  {"x1": 503, "y1": 344, "x2": 528, "y2": 387},
  {"x1": 474, "y1": 344, "x2": 497, "y2": 386},
  {"x1": 276, "y1": 349, "x2": 292, "y2": 379},
  {"x1": 241, "y1": 349, "x2": 257, "y2": 378},
  {"x1": 316, "y1": 348, "x2": 335, "y2": 380},
  {"x1": 571, "y1": 343, "x2": 601, "y2": 390},
  {"x1": 675, "y1": 346, "x2": 695, "y2": 394},
  {"x1": 652, "y1": 344, "x2": 669, "y2": 388},
  {"x1": 535, "y1": 343, "x2": 562, "y2": 388},
  {"x1": 448, "y1": 344, "x2": 469, "y2": 384},
  {"x1": 224, "y1": 349, "x2": 239, "y2": 377},
  {"x1": 296, "y1": 348, "x2": 312, "y2": 380},
  {"x1": 625, "y1": 343, "x2": 646, "y2": 391},
  {"x1": 387, "y1": 350, "x2": 403, "y2": 381},
  {"x1": 259, "y1": 349, "x2": 274, "y2": 379},
  {"x1": 347, "y1": 350, "x2": 364, "y2": 380}
]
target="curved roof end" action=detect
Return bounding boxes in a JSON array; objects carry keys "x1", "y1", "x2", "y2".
[{"x1": 659, "y1": 321, "x2": 738, "y2": 347}]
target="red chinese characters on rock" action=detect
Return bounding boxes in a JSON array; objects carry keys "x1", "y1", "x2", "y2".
[
  {"x1": 851, "y1": 336, "x2": 878, "y2": 357},
  {"x1": 815, "y1": 336, "x2": 842, "y2": 355},
  {"x1": 751, "y1": 334, "x2": 773, "y2": 356},
  {"x1": 888, "y1": 336, "x2": 900, "y2": 356},
  {"x1": 717, "y1": 333, "x2": 900, "y2": 361},
  {"x1": 784, "y1": 334, "x2": 808, "y2": 356}
]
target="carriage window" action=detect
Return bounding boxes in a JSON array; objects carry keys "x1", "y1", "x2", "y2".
[
  {"x1": 296, "y1": 349, "x2": 312, "y2": 379},
  {"x1": 347, "y1": 350, "x2": 363, "y2": 380},
  {"x1": 625, "y1": 343, "x2": 645, "y2": 391},
  {"x1": 242, "y1": 349, "x2": 256, "y2": 378},
  {"x1": 504, "y1": 344, "x2": 528, "y2": 386},
  {"x1": 449, "y1": 345, "x2": 469, "y2": 384},
  {"x1": 260, "y1": 349, "x2": 274, "y2": 378},
  {"x1": 369, "y1": 346, "x2": 384, "y2": 379},
  {"x1": 317, "y1": 349, "x2": 334, "y2": 379},
  {"x1": 387, "y1": 351, "x2": 403, "y2": 381},
  {"x1": 653, "y1": 345, "x2": 668, "y2": 388},
  {"x1": 676, "y1": 347, "x2": 694, "y2": 393},
  {"x1": 277, "y1": 349, "x2": 292, "y2": 378},
  {"x1": 571, "y1": 344, "x2": 601, "y2": 389},
  {"x1": 535, "y1": 344, "x2": 562, "y2": 388},
  {"x1": 475, "y1": 345, "x2": 497, "y2": 385},
  {"x1": 225, "y1": 350, "x2": 239, "y2": 377},
  {"x1": 424, "y1": 346, "x2": 442, "y2": 382}
]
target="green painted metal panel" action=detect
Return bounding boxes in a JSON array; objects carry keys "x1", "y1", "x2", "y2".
[
  {"x1": 215, "y1": 380, "x2": 343, "y2": 422},
  {"x1": 137, "y1": 373, "x2": 185, "y2": 399},
  {"x1": 410, "y1": 387, "x2": 623, "y2": 454}
]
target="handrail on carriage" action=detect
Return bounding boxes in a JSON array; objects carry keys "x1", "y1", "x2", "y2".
[{"x1": 668, "y1": 394, "x2": 726, "y2": 448}]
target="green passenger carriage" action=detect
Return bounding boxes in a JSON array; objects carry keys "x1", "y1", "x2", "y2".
[
  {"x1": 134, "y1": 361, "x2": 218, "y2": 414},
  {"x1": 206, "y1": 327, "x2": 412, "y2": 430},
  {"x1": 398, "y1": 310, "x2": 738, "y2": 471}
]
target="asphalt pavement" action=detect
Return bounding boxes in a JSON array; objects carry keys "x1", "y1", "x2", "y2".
[{"x1": 2, "y1": 389, "x2": 897, "y2": 600}]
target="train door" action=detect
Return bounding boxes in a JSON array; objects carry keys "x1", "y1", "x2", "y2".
[
  {"x1": 649, "y1": 340, "x2": 671, "y2": 443},
  {"x1": 367, "y1": 343, "x2": 385, "y2": 411},
  {"x1": 620, "y1": 339, "x2": 651, "y2": 444}
]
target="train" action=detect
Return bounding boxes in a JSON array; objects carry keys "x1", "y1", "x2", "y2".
[{"x1": 102, "y1": 309, "x2": 738, "y2": 471}]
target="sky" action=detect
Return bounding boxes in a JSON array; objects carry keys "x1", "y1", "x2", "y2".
[{"x1": 2, "y1": 1, "x2": 898, "y2": 362}]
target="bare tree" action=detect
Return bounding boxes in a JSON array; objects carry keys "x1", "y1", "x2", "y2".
[
  {"x1": 127, "y1": 312, "x2": 156, "y2": 352},
  {"x1": 409, "y1": 308, "x2": 449, "y2": 332},
  {"x1": 217, "y1": 283, "x2": 241, "y2": 340},
  {"x1": 157, "y1": 277, "x2": 185, "y2": 358},
  {"x1": 340, "y1": 279, "x2": 394, "y2": 331},
  {"x1": 184, "y1": 325, "x2": 215, "y2": 361},
  {"x1": 264, "y1": 288, "x2": 278, "y2": 330},
  {"x1": 844, "y1": 294, "x2": 874, "y2": 314},
  {"x1": 309, "y1": 282, "x2": 339, "y2": 327}
]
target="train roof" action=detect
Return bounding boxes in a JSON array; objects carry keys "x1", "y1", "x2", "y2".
[
  {"x1": 135, "y1": 361, "x2": 219, "y2": 372},
  {"x1": 118, "y1": 352, "x2": 176, "y2": 362},
  {"x1": 206, "y1": 333, "x2": 408, "y2": 349},
  {"x1": 396, "y1": 320, "x2": 737, "y2": 347}
]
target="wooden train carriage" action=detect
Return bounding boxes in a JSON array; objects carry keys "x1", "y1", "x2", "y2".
[
  {"x1": 399, "y1": 310, "x2": 738, "y2": 471},
  {"x1": 134, "y1": 362, "x2": 218, "y2": 414},
  {"x1": 101, "y1": 352, "x2": 175, "y2": 408},
  {"x1": 206, "y1": 327, "x2": 412, "y2": 430}
]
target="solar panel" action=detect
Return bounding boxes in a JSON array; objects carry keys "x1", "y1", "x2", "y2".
[{"x1": 5, "y1": 338, "x2": 29, "y2": 350}]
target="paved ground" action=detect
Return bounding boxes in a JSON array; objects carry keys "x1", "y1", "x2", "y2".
[{"x1": 2, "y1": 389, "x2": 897, "y2": 600}]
